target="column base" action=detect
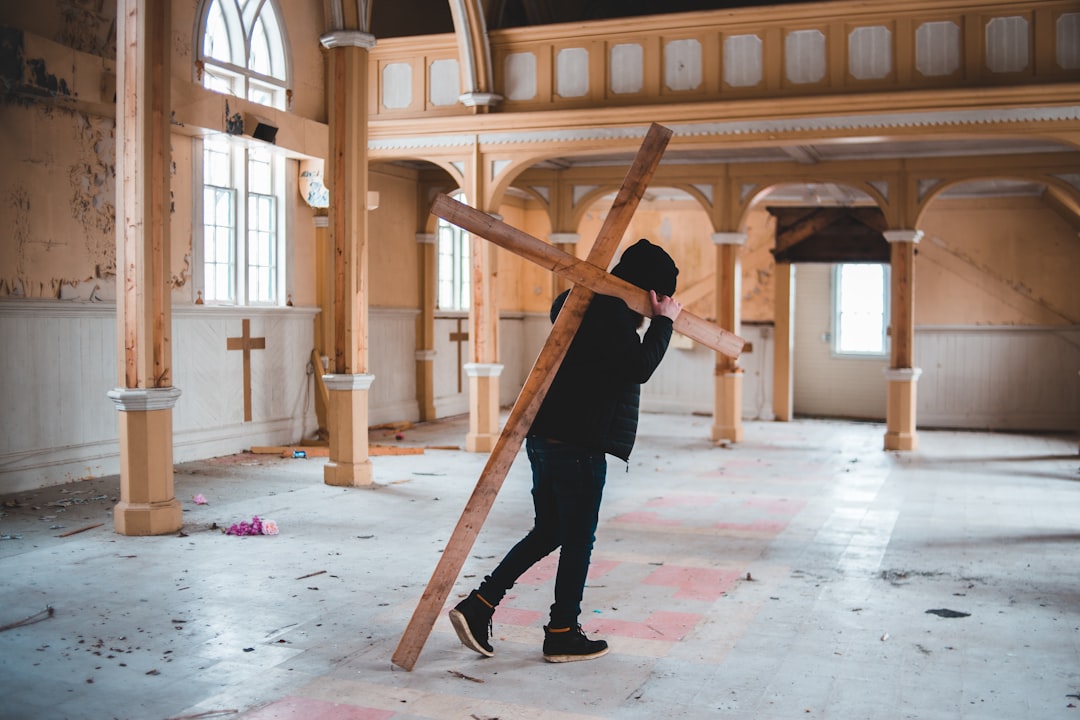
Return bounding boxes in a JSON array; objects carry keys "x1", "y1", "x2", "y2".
[
  {"x1": 884, "y1": 367, "x2": 921, "y2": 453},
  {"x1": 884, "y1": 431, "x2": 918, "y2": 451},
  {"x1": 323, "y1": 374, "x2": 376, "y2": 488},
  {"x1": 108, "y1": 387, "x2": 183, "y2": 537},
  {"x1": 711, "y1": 370, "x2": 744, "y2": 443},
  {"x1": 465, "y1": 363, "x2": 503, "y2": 454},
  {"x1": 114, "y1": 498, "x2": 183, "y2": 536},
  {"x1": 466, "y1": 433, "x2": 499, "y2": 453},
  {"x1": 324, "y1": 460, "x2": 374, "y2": 487}
]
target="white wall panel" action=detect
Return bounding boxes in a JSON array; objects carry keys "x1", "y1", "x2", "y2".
[
  {"x1": 369, "y1": 307, "x2": 419, "y2": 424},
  {"x1": 0, "y1": 303, "x2": 318, "y2": 493},
  {"x1": 916, "y1": 326, "x2": 1080, "y2": 431}
]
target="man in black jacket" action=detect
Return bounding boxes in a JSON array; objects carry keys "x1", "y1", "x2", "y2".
[{"x1": 449, "y1": 238, "x2": 682, "y2": 662}]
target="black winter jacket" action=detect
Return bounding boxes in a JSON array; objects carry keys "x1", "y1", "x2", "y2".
[{"x1": 528, "y1": 290, "x2": 674, "y2": 461}]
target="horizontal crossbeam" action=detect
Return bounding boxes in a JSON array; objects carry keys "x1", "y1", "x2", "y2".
[{"x1": 430, "y1": 195, "x2": 746, "y2": 358}]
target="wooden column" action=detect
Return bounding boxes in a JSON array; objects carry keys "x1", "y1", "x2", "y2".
[
  {"x1": 415, "y1": 232, "x2": 437, "y2": 421},
  {"x1": 312, "y1": 214, "x2": 331, "y2": 435},
  {"x1": 548, "y1": 232, "x2": 580, "y2": 297},
  {"x1": 772, "y1": 262, "x2": 795, "y2": 422},
  {"x1": 320, "y1": 30, "x2": 375, "y2": 486},
  {"x1": 712, "y1": 232, "x2": 745, "y2": 442},
  {"x1": 109, "y1": 0, "x2": 182, "y2": 536},
  {"x1": 465, "y1": 152, "x2": 502, "y2": 453},
  {"x1": 884, "y1": 230, "x2": 923, "y2": 451}
]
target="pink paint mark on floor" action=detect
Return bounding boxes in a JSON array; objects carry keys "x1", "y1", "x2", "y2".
[
  {"x1": 494, "y1": 605, "x2": 544, "y2": 626},
  {"x1": 644, "y1": 495, "x2": 718, "y2": 508},
  {"x1": 715, "y1": 519, "x2": 789, "y2": 533},
  {"x1": 742, "y1": 498, "x2": 806, "y2": 515},
  {"x1": 240, "y1": 696, "x2": 394, "y2": 720},
  {"x1": 583, "y1": 610, "x2": 701, "y2": 641},
  {"x1": 612, "y1": 510, "x2": 682, "y2": 526},
  {"x1": 516, "y1": 556, "x2": 620, "y2": 585},
  {"x1": 587, "y1": 559, "x2": 619, "y2": 580},
  {"x1": 643, "y1": 565, "x2": 741, "y2": 602},
  {"x1": 516, "y1": 555, "x2": 558, "y2": 584}
]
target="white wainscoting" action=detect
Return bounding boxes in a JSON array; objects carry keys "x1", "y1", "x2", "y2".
[
  {"x1": 433, "y1": 314, "x2": 470, "y2": 418},
  {"x1": 915, "y1": 325, "x2": 1080, "y2": 432},
  {"x1": 0, "y1": 301, "x2": 120, "y2": 492},
  {"x1": 369, "y1": 307, "x2": 420, "y2": 425},
  {"x1": 171, "y1": 306, "x2": 320, "y2": 460},
  {"x1": 0, "y1": 302, "x2": 319, "y2": 493}
]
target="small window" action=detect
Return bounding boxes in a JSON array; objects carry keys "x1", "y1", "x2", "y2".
[
  {"x1": 437, "y1": 194, "x2": 471, "y2": 311},
  {"x1": 833, "y1": 263, "x2": 889, "y2": 356}
]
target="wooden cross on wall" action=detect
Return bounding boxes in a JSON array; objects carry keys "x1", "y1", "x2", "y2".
[
  {"x1": 392, "y1": 123, "x2": 745, "y2": 670},
  {"x1": 449, "y1": 318, "x2": 469, "y2": 393},
  {"x1": 226, "y1": 319, "x2": 266, "y2": 422}
]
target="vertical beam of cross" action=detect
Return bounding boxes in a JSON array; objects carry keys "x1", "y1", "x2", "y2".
[
  {"x1": 392, "y1": 123, "x2": 674, "y2": 671},
  {"x1": 226, "y1": 319, "x2": 266, "y2": 422},
  {"x1": 449, "y1": 318, "x2": 469, "y2": 393}
]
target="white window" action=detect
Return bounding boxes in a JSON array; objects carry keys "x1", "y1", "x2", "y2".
[
  {"x1": 833, "y1": 263, "x2": 889, "y2": 356},
  {"x1": 437, "y1": 194, "x2": 471, "y2": 311},
  {"x1": 197, "y1": 0, "x2": 291, "y2": 110},
  {"x1": 200, "y1": 138, "x2": 282, "y2": 305}
]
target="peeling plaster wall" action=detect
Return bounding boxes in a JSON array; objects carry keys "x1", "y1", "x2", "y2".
[
  {"x1": 0, "y1": 1, "x2": 116, "y2": 60},
  {"x1": 0, "y1": 102, "x2": 116, "y2": 300}
]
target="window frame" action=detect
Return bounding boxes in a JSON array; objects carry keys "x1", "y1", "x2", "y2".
[
  {"x1": 194, "y1": 136, "x2": 287, "y2": 307},
  {"x1": 831, "y1": 262, "x2": 891, "y2": 358},
  {"x1": 436, "y1": 193, "x2": 472, "y2": 312}
]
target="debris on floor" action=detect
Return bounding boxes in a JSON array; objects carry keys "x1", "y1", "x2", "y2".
[{"x1": 925, "y1": 608, "x2": 970, "y2": 618}]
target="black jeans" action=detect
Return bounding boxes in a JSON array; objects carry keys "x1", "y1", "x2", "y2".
[{"x1": 477, "y1": 437, "x2": 607, "y2": 629}]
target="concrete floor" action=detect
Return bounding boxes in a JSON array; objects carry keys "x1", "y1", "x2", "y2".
[{"x1": 1, "y1": 414, "x2": 1078, "y2": 720}]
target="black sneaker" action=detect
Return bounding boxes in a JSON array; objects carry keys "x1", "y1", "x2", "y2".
[
  {"x1": 542, "y1": 625, "x2": 609, "y2": 662},
  {"x1": 448, "y1": 591, "x2": 494, "y2": 657}
]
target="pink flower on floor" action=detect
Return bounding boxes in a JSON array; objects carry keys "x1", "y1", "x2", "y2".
[
  {"x1": 192, "y1": 494, "x2": 208, "y2": 505},
  {"x1": 225, "y1": 515, "x2": 278, "y2": 536}
]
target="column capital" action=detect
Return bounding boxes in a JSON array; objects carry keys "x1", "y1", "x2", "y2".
[
  {"x1": 884, "y1": 229, "x2": 923, "y2": 244},
  {"x1": 320, "y1": 31, "x2": 376, "y2": 50},
  {"x1": 415, "y1": 350, "x2": 437, "y2": 361},
  {"x1": 548, "y1": 233, "x2": 580, "y2": 244},
  {"x1": 416, "y1": 232, "x2": 436, "y2": 244},
  {"x1": 313, "y1": 215, "x2": 329, "y2": 228},
  {"x1": 884, "y1": 367, "x2": 923, "y2": 382},
  {"x1": 323, "y1": 373, "x2": 376, "y2": 391},
  {"x1": 464, "y1": 362, "x2": 503, "y2": 377},
  {"x1": 108, "y1": 387, "x2": 182, "y2": 412},
  {"x1": 712, "y1": 231, "x2": 747, "y2": 246}
]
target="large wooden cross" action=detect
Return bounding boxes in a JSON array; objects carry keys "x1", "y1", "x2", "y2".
[{"x1": 392, "y1": 123, "x2": 745, "y2": 670}]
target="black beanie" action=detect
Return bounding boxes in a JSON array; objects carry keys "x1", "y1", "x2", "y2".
[{"x1": 610, "y1": 238, "x2": 679, "y2": 297}]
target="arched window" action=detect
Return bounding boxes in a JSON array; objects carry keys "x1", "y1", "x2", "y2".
[
  {"x1": 437, "y1": 193, "x2": 471, "y2": 311},
  {"x1": 197, "y1": 0, "x2": 291, "y2": 110}
]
